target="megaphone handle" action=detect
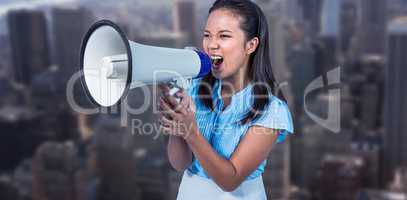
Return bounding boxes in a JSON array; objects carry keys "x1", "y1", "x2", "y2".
[
  {"x1": 167, "y1": 82, "x2": 182, "y2": 103},
  {"x1": 166, "y1": 76, "x2": 193, "y2": 103}
]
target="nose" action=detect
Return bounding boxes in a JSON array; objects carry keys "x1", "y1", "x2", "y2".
[{"x1": 207, "y1": 38, "x2": 220, "y2": 50}]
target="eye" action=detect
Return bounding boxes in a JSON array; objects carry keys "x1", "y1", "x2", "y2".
[
  {"x1": 203, "y1": 33, "x2": 210, "y2": 38},
  {"x1": 220, "y1": 34, "x2": 231, "y2": 39}
]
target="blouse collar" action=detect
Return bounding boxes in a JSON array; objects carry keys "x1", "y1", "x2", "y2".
[{"x1": 213, "y1": 79, "x2": 253, "y2": 102}]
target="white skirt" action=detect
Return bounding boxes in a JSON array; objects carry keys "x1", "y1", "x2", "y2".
[{"x1": 176, "y1": 170, "x2": 267, "y2": 200}]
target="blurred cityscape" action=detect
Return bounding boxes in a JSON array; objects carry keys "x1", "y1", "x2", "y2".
[{"x1": 0, "y1": 0, "x2": 406, "y2": 199}]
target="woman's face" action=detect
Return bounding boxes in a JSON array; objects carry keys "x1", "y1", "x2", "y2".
[{"x1": 203, "y1": 9, "x2": 257, "y2": 80}]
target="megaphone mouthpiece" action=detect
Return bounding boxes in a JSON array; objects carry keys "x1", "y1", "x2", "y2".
[{"x1": 103, "y1": 54, "x2": 128, "y2": 79}]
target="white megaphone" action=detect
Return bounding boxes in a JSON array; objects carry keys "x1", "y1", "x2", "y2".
[{"x1": 79, "y1": 20, "x2": 212, "y2": 107}]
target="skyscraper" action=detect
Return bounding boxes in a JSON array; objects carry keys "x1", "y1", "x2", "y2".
[
  {"x1": 173, "y1": 0, "x2": 198, "y2": 47},
  {"x1": 339, "y1": 1, "x2": 358, "y2": 52},
  {"x1": 388, "y1": 0, "x2": 407, "y2": 19},
  {"x1": 383, "y1": 16, "x2": 407, "y2": 183},
  {"x1": 316, "y1": 154, "x2": 366, "y2": 200},
  {"x1": 357, "y1": 0, "x2": 387, "y2": 55},
  {"x1": 318, "y1": 0, "x2": 342, "y2": 73},
  {"x1": 0, "y1": 34, "x2": 10, "y2": 78},
  {"x1": 7, "y1": 10, "x2": 50, "y2": 85},
  {"x1": 285, "y1": 0, "x2": 303, "y2": 21},
  {"x1": 51, "y1": 7, "x2": 94, "y2": 81},
  {"x1": 298, "y1": 0, "x2": 324, "y2": 36}
]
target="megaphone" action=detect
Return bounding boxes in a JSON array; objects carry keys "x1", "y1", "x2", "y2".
[{"x1": 79, "y1": 20, "x2": 212, "y2": 107}]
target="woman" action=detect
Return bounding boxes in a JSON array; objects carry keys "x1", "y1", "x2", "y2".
[{"x1": 158, "y1": 0, "x2": 294, "y2": 199}]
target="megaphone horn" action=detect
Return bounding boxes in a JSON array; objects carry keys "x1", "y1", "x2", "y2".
[{"x1": 79, "y1": 20, "x2": 212, "y2": 107}]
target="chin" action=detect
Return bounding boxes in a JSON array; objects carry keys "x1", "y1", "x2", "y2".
[
  {"x1": 211, "y1": 71, "x2": 225, "y2": 80},
  {"x1": 212, "y1": 69, "x2": 239, "y2": 81}
]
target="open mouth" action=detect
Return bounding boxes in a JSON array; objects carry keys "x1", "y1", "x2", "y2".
[{"x1": 211, "y1": 55, "x2": 224, "y2": 66}]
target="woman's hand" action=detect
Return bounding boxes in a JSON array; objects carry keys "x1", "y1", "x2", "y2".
[{"x1": 158, "y1": 84, "x2": 198, "y2": 139}]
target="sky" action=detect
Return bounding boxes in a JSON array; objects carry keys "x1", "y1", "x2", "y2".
[{"x1": 0, "y1": 0, "x2": 78, "y2": 15}]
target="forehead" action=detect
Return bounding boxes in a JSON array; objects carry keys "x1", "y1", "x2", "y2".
[{"x1": 205, "y1": 9, "x2": 242, "y2": 32}]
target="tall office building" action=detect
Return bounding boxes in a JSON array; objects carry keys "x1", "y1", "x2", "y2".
[
  {"x1": 351, "y1": 139, "x2": 382, "y2": 188},
  {"x1": 285, "y1": 0, "x2": 303, "y2": 21},
  {"x1": 300, "y1": 121, "x2": 353, "y2": 188},
  {"x1": 298, "y1": 0, "x2": 324, "y2": 36},
  {"x1": 173, "y1": 0, "x2": 198, "y2": 47},
  {"x1": 51, "y1": 7, "x2": 94, "y2": 81},
  {"x1": 316, "y1": 154, "x2": 366, "y2": 200},
  {"x1": 383, "y1": 16, "x2": 407, "y2": 183},
  {"x1": 319, "y1": 0, "x2": 358, "y2": 55},
  {"x1": 0, "y1": 34, "x2": 10, "y2": 78},
  {"x1": 357, "y1": 0, "x2": 387, "y2": 55},
  {"x1": 339, "y1": 1, "x2": 358, "y2": 53},
  {"x1": 388, "y1": 0, "x2": 407, "y2": 19},
  {"x1": 7, "y1": 10, "x2": 50, "y2": 85},
  {"x1": 286, "y1": 40, "x2": 316, "y2": 111},
  {"x1": 318, "y1": 0, "x2": 342, "y2": 73}
]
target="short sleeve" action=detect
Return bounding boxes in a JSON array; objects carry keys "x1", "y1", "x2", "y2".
[{"x1": 250, "y1": 96, "x2": 294, "y2": 144}]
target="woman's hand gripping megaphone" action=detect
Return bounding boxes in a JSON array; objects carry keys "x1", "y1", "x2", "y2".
[{"x1": 163, "y1": 46, "x2": 199, "y2": 103}]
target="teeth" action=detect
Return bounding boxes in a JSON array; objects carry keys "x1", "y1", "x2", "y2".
[
  {"x1": 210, "y1": 55, "x2": 223, "y2": 59},
  {"x1": 210, "y1": 55, "x2": 223, "y2": 65}
]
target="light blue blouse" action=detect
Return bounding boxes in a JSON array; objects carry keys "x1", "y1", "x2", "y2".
[{"x1": 186, "y1": 78, "x2": 294, "y2": 180}]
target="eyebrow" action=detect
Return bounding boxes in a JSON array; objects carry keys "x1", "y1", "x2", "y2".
[{"x1": 204, "y1": 30, "x2": 233, "y2": 34}]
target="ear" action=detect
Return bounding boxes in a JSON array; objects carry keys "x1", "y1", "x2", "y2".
[{"x1": 245, "y1": 37, "x2": 259, "y2": 55}]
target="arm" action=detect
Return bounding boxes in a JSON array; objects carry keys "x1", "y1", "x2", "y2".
[
  {"x1": 184, "y1": 125, "x2": 279, "y2": 192},
  {"x1": 167, "y1": 135, "x2": 193, "y2": 172},
  {"x1": 159, "y1": 84, "x2": 193, "y2": 172},
  {"x1": 159, "y1": 88, "x2": 279, "y2": 191}
]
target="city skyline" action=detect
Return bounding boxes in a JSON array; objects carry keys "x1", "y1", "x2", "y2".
[{"x1": 0, "y1": 0, "x2": 407, "y2": 199}]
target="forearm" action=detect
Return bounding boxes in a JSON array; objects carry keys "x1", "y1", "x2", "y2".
[
  {"x1": 167, "y1": 135, "x2": 193, "y2": 172},
  {"x1": 185, "y1": 127, "x2": 240, "y2": 192}
]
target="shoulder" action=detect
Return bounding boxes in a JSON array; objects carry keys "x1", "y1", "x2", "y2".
[
  {"x1": 266, "y1": 95, "x2": 289, "y2": 114},
  {"x1": 251, "y1": 94, "x2": 294, "y2": 135}
]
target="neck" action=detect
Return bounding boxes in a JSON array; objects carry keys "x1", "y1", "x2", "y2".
[{"x1": 221, "y1": 68, "x2": 250, "y2": 97}]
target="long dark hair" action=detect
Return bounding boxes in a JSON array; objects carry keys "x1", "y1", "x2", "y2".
[{"x1": 198, "y1": 0, "x2": 280, "y2": 125}]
